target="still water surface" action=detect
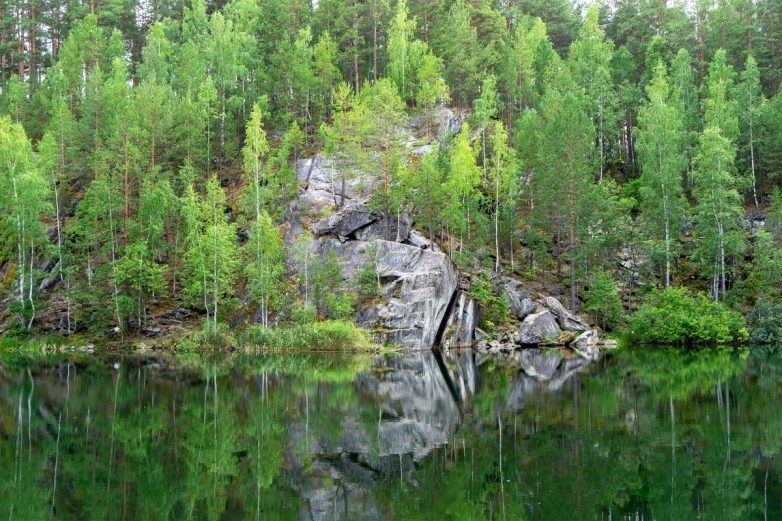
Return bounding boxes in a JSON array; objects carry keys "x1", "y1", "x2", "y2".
[{"x1": 0, "y1": 347, "x2": 780, "y2": 520}]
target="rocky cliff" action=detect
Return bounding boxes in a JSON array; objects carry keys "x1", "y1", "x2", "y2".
[{"x1": 289, "y1": 111, "x2": 615, "y2": 357}]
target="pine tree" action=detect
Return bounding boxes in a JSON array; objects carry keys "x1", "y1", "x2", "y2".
[
  {"x1": 313, "y1": 31, "x2": 340, "y2": 124},
  {"x1": 436, "y1": 0, "x2": 478, "y2": 107},
  {"x1": 537, "y1": 87, "x2": 595, "y2": 312}
]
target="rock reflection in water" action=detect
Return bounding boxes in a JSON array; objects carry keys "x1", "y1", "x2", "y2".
[{"x1": 2, "y1": 347, "x2": 782, "y2": 521}]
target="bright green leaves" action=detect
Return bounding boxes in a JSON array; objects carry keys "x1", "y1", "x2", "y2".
[
  {"x1": 113, "y1": 241, "x2": 167, "y2": 331},
  {"x1": 636, "y1": 61, "x2": 688, "y2": 287},
  {"x1": 245, "y1": 212, "x2": 287, "y2": 327},
  {"x1": 691, "y1": 126, "x2": 745, "y2": 301},
  {"x1": 182, "y1": 177, "x2": 239, "y2": 323},
  {"x1": 444, "y1": 123, "x2": 481, "y2": 253},
  {"x1": 242, "y1": 101, "x2": 270, "y2": 221},
  {"x1": 0, "y1": 117, "x2": 51, "y2": 329}
]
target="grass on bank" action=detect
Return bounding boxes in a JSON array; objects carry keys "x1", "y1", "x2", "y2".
[{"x1": 180, "y1": 319, "x2": 375, "y2": 351}]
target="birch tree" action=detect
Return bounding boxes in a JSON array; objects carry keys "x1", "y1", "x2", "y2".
[
  {"x1": 636, "y1": 61, "x2": 688, "y2": 288},
  {"x1": 692, "y1": 127, "x2": 745, "y2": 301},
  {"x1": 0, "y1": 117, "x2": 50, "y2": 328},
  {"x1": 737, "y1": 54, "x2": 764, "y2": 207}
]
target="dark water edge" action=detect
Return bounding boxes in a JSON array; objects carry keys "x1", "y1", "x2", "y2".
[{"x1": 1, "y1": 346, "x2": 780, "y2": 520}]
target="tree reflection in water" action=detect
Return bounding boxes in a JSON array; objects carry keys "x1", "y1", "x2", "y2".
[{"x1": 0, "y1": 347, "x2": 780, "y2": 520}]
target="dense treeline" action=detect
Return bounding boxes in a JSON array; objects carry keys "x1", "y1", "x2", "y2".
[{"x1": 1, "y1": 0, "x2": 782, "y2": 340}]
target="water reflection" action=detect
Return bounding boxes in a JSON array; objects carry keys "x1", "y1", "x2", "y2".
[{"x1": 0, "y1": 347, "x2": 780, "y2": 520}]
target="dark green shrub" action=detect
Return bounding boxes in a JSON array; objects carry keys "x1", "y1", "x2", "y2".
[
  {"x1": 471, "y1": 273, "x2": 508, "y2": 333},
  {"x1": 625, "y1": 287, "x2": 748, "y2": 346},
  {"x1": 748, "y1": 300, "x2": 782, "y2": 344}
]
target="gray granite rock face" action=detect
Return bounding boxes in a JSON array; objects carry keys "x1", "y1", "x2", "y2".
[
  {"x1": 542, "y1": 296, "x2": 589, "y2": 332},
  {"x1": 504, "y1": 278, "x2": 536, "y2": 320},
  {"x1": 442, "y1": 291, "x2": 477, "y2": 348},
  {"x1": 354, "y1": 212, "x2": 412, "y2": 242},
  {"x1": 319, "y1": 239, "x2": 458, "y2": 348},
  {"x1": 311, "y1": 205, "x2": 379, "y2": 238},
  {"x1": 518, "y1": 310, "x2": 562, "y2": 345}
]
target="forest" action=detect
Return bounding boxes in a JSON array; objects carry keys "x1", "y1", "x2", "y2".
[{"x1": 1, "y1": 0, "x2": 782, "y2": 345}]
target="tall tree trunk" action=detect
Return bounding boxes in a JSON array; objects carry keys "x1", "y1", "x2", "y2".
[
  {"x1": 494, "y1": 161, "x2": 500, "y2": 274},
  {"x1": 16, "y1": 2, "x2": 23, "y2": 79},
  {"x1": 749, "y1": 94, "x2": 759, "y2": 207},
  {"x1": 353, "y1": 29, "x2": 360, "y2": 93},
  {"x1": 373, "y1": 2, "x2": 378, "y2": 84},
  {"x1": 568, "y1": 183, "x2": 577, "y2": 313},
  {"x1": 28, "y1": 3, "x2": 35, "y2": 84}
]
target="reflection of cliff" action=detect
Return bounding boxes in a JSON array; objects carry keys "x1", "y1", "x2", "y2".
[
  {"x1": 356, "y1": 351, "x2": 477, "y2": 460},
  {"x1": 500, "y1": 349, "x2": 592, "y2": 413},
  {"x1": 294, "y1": 351, "x2": 479, "y2": 521}
]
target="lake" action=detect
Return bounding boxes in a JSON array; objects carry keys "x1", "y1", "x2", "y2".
[{"x1": 0, "y1": 346, "x2": 779, "y2": 520}]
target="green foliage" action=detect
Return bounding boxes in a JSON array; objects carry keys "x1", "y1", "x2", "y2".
[
  {"x1": 312, "y1": 248, "x2": 352, "y2": 321},
  {"x1": 355, "y1": 240, "x2": 380, "y2": 302},
  {"x1": 244, "y1": 211, "x2": 287, "y2": 326},
  {"x1": 181, "y1": 177, "x2": 240, "y2": 323},
  {"x1": 4, "y1": 0, "x2": 782, "y2": 341},
  {"x1": 239, "y1": 320, "x2": 372, "y2": 351},
  {"x1": 625, "y1": 287, "x2": 748, "y2": 346},
  {"x1": 747, "y1": 300, "x2": 782, "y2": 344},
  {"x1": 583, "y1": 269, "x2": 624, "y2": 331},
  {"x1": 181, "y1": 319, "x2": 237, "y2": 350},
  {"x1": 636, "y1": 60, "x2": 688, "y2": 287},
  {"x1": 113, "y1": 242, "x2": 167, "y2": 331},
  {"x1": 691, "y1": 126, "x2": 745, "y2": 300},
  {"x1": 470, "y1": 273, "x2": 508, "y2": 332}
]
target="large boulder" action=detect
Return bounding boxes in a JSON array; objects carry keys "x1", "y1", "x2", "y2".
[
  {"x1": 442, "y1": 291, "x2": 477, "y2": 348},
  {"x1": 504, "y1": 278, "x2": 536, "y2": 320},
  {"x1": 571, "y1": 329, "x2": 601, "y2": 361},
  {"x1": 542, "y1": 296, "x2": 589, "y2": 332},
  {"x1": 312, "y1": 205, "x2": 379, "y2": 238},
  {"x1": 517, "y1": 349, "x2": 562, "y2": 381},
  {"x1": 355, "y1": 212, "x2": 412, "y2": 242},
  {"x1": 320, "y1": 239, "x2": 458, "y2": 348},
  {"x1": 518, "y1": 310, "x2": 562, "y2": 345},
  {"x1": 404, "y1": 229, "x2": 441, "y2": 252}
]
